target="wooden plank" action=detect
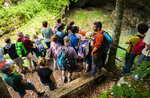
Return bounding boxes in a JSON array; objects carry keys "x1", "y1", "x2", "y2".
[{"x1": 49, "y1": 68, "x2": 107, "y2": 98}]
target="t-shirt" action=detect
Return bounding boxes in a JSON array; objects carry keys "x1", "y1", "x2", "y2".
[
  {"x1": 0, "y1": 48, "x2": 5, "y2": 63},
  {"x1": 36, "y1": 66, "x2": 53, "y2": 84},
  {"x1": 127, "y1": 33, "x2": 145, "y2": 54},
  {"x1": 17, "y1": 37, "x2": 33, "y2": 52},
  {"x1": 68, "y1": 33, "x2": 78, "y2": 49},
  {"x1": 57, "y1": 46, "x2": 78, "y2": 59},
  {"x1": 50, "y1": 42, "x2": 59, "y2": 58},
  {"x1": 41, "y1": 27, "x2": 53, "y2": 42},
  {"x1": 4, "y1": 43, "x2": 19, "y2": 59},
  {"x1": 142, "y1": 30, "x2": 150, "y2": 56},
  {"x1": 33, "y1": 38, "x2": 44, "y2": 49},
  {"x1": 3, "y1": 73, "x2": 25, "y2": 92},
  {"x1": 56, "y1": 30, "x2": 65, "y2": 45}
]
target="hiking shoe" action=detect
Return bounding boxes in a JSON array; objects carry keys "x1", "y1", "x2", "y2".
[
  {"x1": 62, "y1": 76, "x2": 66, "y2": 83},
  {"x1": 37, "y1": 91, "x2": 45, "y2": 98},
  {"x1": 68, "y1": 78, "x2": 72, "y2": 83}
]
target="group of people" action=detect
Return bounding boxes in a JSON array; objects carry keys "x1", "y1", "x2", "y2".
[{"x1": 0, "y1": 18, "x2": 149, "y2": 98}]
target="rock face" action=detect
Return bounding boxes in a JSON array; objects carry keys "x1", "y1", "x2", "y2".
[{"x1": 74, "y1": 0, "x2": 150, "y2": 14}]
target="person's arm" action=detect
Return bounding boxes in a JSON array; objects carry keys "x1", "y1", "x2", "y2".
[
  {"x1": 146, "y1": 44, "x2": 150, "y2": 50},
  {"x1": 50, "y1": 73, "x2": 57, "y2": 85},
  {"x1": 125, "y1": 41, "x2": 130, "y2": 44},
  {"x1": 74, "y1": 39, "x2": 79, "y2": 49},
  {"x1": 91, "y1": 47, "x2": 98, "y2": 56}
]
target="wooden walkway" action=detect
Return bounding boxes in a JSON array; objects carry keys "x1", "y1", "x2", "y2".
[{"x1": 49, "y1": 68, "x2": 107, "y2": 98}]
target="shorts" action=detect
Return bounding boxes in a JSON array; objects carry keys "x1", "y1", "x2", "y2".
[
  {"x1": 83, "y1": 54, "x2": 92, "y2": 65},
  {"x1": 61, "y1": 65, "x2": 73, "y2": 73},
  {"x1": 13, "y1": 57, "x2": 24, "y2": 66},
  {"x1": 17, "y1": 81, "x2": 35, "y2": 98},
  {"x1": 43, "y1": 82, "x2": 57, "y2": 91}
]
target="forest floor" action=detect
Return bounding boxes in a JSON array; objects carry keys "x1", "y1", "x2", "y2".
[{"x1": 6, "y1": 60, "x2": 118, "y2": 98}]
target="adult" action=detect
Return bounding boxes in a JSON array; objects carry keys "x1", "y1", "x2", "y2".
[
  {"x1": 64, "y1": 21, "x2": 75, "y2": 35},
  {"x1": 3, "y1": 38, "x2": 24, "y2": 73},
  {"x1": 16, "y1": 31, "x2": 38, "y2": 71},
  {"x1": 136, "y1": 29, "x2": 150, "y2": 67},
  {"x1": 41, "y1": 21, "x2": 53, "y2": 48},
  {"x1": 123, "y1": 23, "x2": 148, "y2": 74},
  {"x1": 90, "y1": 21, "x2": 104, "y2": 77},
  {"x1": 53, "y1": 18, "x2": 61, "y2": 33},
  {"x1": 55, "y1": 23, "x2": 65, "y2": 45},
  {"x1": 68, "y1": 26, "x2": 79, "y2": 51}
]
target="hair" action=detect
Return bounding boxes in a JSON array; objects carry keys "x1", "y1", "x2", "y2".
[
  {"x1": 24, "y1": 34, "x2": 30, "y2": 38},
  {"x1": 57, "y1": 18, "x2": 61, "y2": 23},
  {"x1": 5, "y1": 38, "x2": 11, "y2": 43},
  {"x1": 51, "y1": 34, "x2": 59, "y2": 43},
  {"x1": 17, "y1": 31, "x2": 23, "y2": 37},
  {"x1": 0, "y1": 64, "x2": 11, "y2": 74},
  {"x1": 33, "y1": 34, "x2": 38, "y2": 39},
  {"x1": 69, "y1": 21, "x2": 74, "y2": 26},
  {"x1": 43, "y1": 21, "x2": 48, "y2": 27},
  {"x1": 57, "y1": 23, "x2": 65, "y2": 31},
  {"x1": 137, "y1": 23, "x2": 149, "y2": 34},
  {"x1": 93, "y1": 21, "x2": 102, "y2": 30},
  {"x1": 38, "y1": 57, "x2": 47, "y2": 67},
  {"x1": 71, "y1": 26, "x2": 78, "y2": 33},
  {"x1": 64, "y1": 36, "x2": 70, "y2": 42}
]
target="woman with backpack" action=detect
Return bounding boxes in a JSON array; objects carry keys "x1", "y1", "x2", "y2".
[{"x1": 50, "y1": 34, "x2": 60, "y2": 70}]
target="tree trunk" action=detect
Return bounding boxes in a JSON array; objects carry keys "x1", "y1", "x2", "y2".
[
  {"x1": 106, "y1": 0, "x2": 125, "y2": 75},
  {"x1": 0, "y1": 77, "x2": 11, "y2": 98}
]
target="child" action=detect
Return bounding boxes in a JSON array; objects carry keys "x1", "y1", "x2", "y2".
[
  {"x1": 57, "y1": 36, "x2": 78, "y2": 83},
  {"x1": 123, "y1": 23, "x2": 148, "y2": 74},
  {"x1": 33, "y1": 34, "x2": 46, "y2": 57},
  {"x1": 50, "y1": 34, "x2": 60, "y2": 70},
  {"x1": 0, "y1": 63, "x2": 45, "y2": 98},
  {"x1": 82, "y1": 32, "x2": 93, "y2": 72},
  {"x1": 36, "y1": 57, "x2": 57, "y2": 91}
]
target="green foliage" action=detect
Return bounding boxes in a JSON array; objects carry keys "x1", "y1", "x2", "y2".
[
  {"x1": 133, "y1": 61, "x2": 150, "y2": 79},
  {"x1": 0, "y1": 0, "x2": 42, "y2": 35},
  {"x1": 40, "y1": 0, "x2": 70, "y2": 12},
  {"x1": 100, "y1": 61, "x2": 150, "y2": 98}
]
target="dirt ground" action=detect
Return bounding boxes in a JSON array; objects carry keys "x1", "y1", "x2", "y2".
[{"x1": 6, "y1": 60, "x2": 117, "y2": 98}]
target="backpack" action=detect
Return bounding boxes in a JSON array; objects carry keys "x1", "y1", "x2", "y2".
[
  {"x1": 78, "y1": 39, "x2": 90, "y2": 58},
  {"x1": 132, "y1": 35, "x2": 145, "y2": 54},
  {"x1": 57, "y1": 46, "x2": 70, "y2": 67},
  {"x1": 51, "y1": 45, "x2": 58, "y2": 59},
  {"x1": 15, "y1": 39, "x2": 27, "y2": 57},
  {"x1": 95, "y1": 31, "x2": 112, "y2": 54}
]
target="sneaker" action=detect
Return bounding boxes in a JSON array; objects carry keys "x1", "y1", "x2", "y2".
[
  {"x1": 37, "y1": 91, "x2": 45, "y2": 98},
  {"x1": 62, "y1": 76, "x2": 66, "y2": 83}
]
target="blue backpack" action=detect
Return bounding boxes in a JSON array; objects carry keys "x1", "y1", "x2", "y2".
[
  {"x1": 95, "y1": 31, "x2": 112, "y2": 54},
  {"x1": 57, "y1": 46, "x2": 70, "y2": 67}
]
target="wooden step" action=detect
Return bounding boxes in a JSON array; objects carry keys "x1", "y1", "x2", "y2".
[{"x1": 49, "y1": 68, "x2": 107, "y2": 98}]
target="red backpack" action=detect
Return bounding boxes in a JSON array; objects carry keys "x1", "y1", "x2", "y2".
[{"x1": 132, "y1": 35, "x2": 145, "y2": 54}]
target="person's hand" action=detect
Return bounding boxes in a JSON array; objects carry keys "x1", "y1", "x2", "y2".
[
  {"x1": 147, "y1": 45, "x2": 150, "y2": 50},
  {"x1": 91, "y1": 52, "x2": 94, "y2": 56}
]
